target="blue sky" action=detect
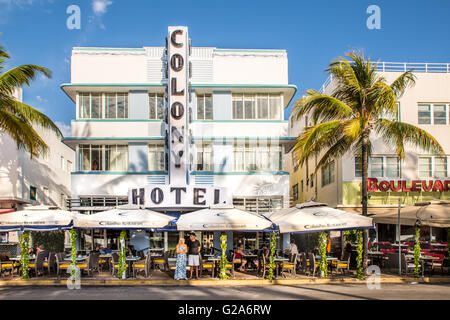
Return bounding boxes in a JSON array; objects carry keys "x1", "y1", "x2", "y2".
[{"x1": 1, "y1": 0, "x2": 449, "y2": 135}]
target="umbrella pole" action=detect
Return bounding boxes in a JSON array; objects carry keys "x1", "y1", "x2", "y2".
[{"x1": 398, "y1": 198, "x2": 401, "y2": 275}]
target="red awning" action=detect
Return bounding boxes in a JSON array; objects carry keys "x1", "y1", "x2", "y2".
[{"x1": 0, "y1": 209, "x2": 15, "y2": 214}]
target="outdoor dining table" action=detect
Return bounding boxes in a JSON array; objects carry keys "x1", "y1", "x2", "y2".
[
  {"x1": 64, "y1": 256, "x2": 88, "y2": 262},
  {"x1": 368, "y1": 251, "x2": 386, "y2": 266}
]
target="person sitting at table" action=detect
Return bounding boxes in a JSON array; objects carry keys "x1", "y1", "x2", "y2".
[
  {"x1": 36, "y1": 245, "x2": 49, "y2": 259},
  {"x1": 174, "y1": 238, "x2": 188, "y2": 280},
  {"x1": 126, "y1": 245, "x2": 136, "y2": 257},
  {"x1": 104, "y1": 244, "x2": 112, "y2": 254},
  {"x1": 289, "y1": 238, "x2": 299, "y2": 256},
  {"x1": 235, "y1": 245, "x2": 248, "y2": 272},
  {"x1": 93, "y1": 246, "x2": 101, "y2": 253}
]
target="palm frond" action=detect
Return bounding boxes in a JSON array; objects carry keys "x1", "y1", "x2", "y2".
[
  {"x1": 2, "y1": 98, "x2": 62, "y2": 137},
  {"x1": 293, "y1": 90, "x2": 353, "y2": 123},
  {"x1": 376, "y1": 119, "x2": 444, "y2": 159},
  {"x1": 0, "y1": 64, "x2": 52, "y2": 95},
  {"x1": 0, "y1": 108, "x2": 48, "y2": 157},
  {"x1": 390, "y1": 71, "x2": 416, "y2": 98}
]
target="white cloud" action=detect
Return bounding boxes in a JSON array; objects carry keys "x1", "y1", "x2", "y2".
[
  {"x1": 92, "y1": 0, "x2": 112, "y2": 15},
  {"x1": 55, "y1": 121, "x2": 71, "y2": 137}
]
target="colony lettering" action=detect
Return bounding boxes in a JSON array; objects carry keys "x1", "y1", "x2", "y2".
[{"x1": 367, "y1": 178, "x2": 450, "y2": 192}]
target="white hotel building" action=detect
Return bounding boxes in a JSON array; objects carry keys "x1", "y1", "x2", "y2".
[{"x1": 62, "y1": 26, "x2": 297, "y2": 252}]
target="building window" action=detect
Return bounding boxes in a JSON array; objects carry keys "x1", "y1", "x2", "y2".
[
  {"x1": 385, "y1": 157, "x2": 400, "y2": 177},
  {"x1": 149, "y1": 93, "x2": 164, "y2": 120},
  {"x1": 61, "y1": 156, "x2": 65, "y2": 171},
  {"x1": 433, "y1": 104, "x2": 447, "y2": 125},
  {"x1": 233, "y1": 141, "x2": 282, "y2": 171},
  {"x1": 292, "y1": 184, "x2": 298, "y2": 201},
  {"x1": 105, "y1": 145, "x2": 128, "y2": 171},
  {"x1": 30, "y1": 186, "x2": 36, "y2": 201},
  {"x1": 418, "y1": 103, "x2": 450, "y2": 125},
  {"x1": 79, "y1": 93, "x2": 102, "y2": 119},
  {"x1": 434, "y1": 157, "x2": 448, "y2": 178},
  {"x1": 67, "y1": 160, "x2": 73, "y2": 172},
  {"x1": 321, "y1": 161, "x2": 335, "y2": 187},
  {"x1": 418, "y1": 104, "x2": 431, "y2": 124},
  {"x1": 148, "y1": 144, "x2": 165, "y2": 171},
  {"x1": 43, "y1": 187, "x2": 49, "y2": 203},
  {"x1": 301, "y1": 180, "x2": 304, "y2": 192},
  {"x1": 79, "y1": 145, "x2": 128, "y2": 171},
  {"x1": 370, "y1": 157, "x2": 384, "y2": 177},
  {"x1": 355, "y1": 157, "x2": 362, "y2": 177},
  {"x1": 196, "y1": 143, "x2": 213, "y2": 171},
  {"x1": 196, "y1": 94, "x2": 213, "y2": 120},
  {"x1": 232, "y1": 94, "x2": 282, "y2": 120},
  {"x1": 418, "y1": 157, "x2": 432, "y2": 177},
  {"x1": 310, "y1": 174, "x2": 314, "y2": 188},
  {"x1": 106, "y1": 93, "x2": 128, "y2": 119}
]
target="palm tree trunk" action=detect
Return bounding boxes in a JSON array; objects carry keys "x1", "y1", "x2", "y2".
[{"x1": 361, "y1": 131, "x2": 369, "y2": 276}]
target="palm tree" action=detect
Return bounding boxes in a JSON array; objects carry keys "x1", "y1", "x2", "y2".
[
  {"x1": 292, "y1": 51, "x2": 443, "y2": 275},
  {"x1": 0, "y1": 45, "x2": 61, "y2": 158}
]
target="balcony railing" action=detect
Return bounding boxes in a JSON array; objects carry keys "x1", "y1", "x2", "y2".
[
  {"x1": 320, "y1": 62, "x2": 450, "y2": 93},
  {"x1": 67, "y1": 195, "x2": 128, "y2": 211}
]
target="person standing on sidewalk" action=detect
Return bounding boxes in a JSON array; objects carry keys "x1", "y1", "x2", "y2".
[{"x1": 186, "y1": 233, "x2": 201, "y2": 280}]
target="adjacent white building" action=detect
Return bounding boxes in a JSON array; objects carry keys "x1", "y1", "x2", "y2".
[
  {"x1": 0, "y1": 88, "x2": 74, "y2": 245},
  {"x1": 286, "y1": 62, "x2": 450, "y2": 243},
  {"x1": 62, "y1": 26, "x2": 297, "y2": 252}
]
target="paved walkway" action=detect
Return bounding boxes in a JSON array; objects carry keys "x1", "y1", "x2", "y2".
[{"x1": 0, "y1": 283, "x2": 449, "y2": 300}]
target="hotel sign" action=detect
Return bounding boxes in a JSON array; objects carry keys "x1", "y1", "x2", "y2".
[
  {"x1": 367, "y1": 178, "x2": 450, "y2": 192},
  {"x1": 128, "y1": 185, "x2": 232, "y2": 210},
  {"x1": 167, "y1": 26, "x2": 190, "y2": 185}
]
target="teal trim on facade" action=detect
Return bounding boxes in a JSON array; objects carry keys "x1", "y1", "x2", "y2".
[
  {"x1": 73, "y1": 47, "x2": 147, "y2": 52},
  {"x1": 191, "y1": 83, "x2": 297, "y2": 89},
  {"x1": 190, "y1": 171, "x2": 289, "y2": 175},
  {"x1": 191, "y1": 136, "x2": 296, "y2": 141},
  {"x1": 61, "y1": 83, "x2": 165, "y2": 88},
  {"x1": 71, "y1": 171, "x2": 167, "y2": 175},
  {"x1": 214, "y1": 48, "x2": 286, "y2": 53},
  {"x1": 191, "y1": 120, "x2": 288, "y2": 123},
  {"x1": 63, "y1": 137, "x2": 164, "y2": 141},
  {"x1": 72, "y1": 119, "x2": 163, "y2": 123}
]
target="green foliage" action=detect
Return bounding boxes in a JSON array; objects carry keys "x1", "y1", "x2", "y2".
[
  {"x1": 117, "y1": 230, "x2": 127, "y2": 279},
  {"x1": 69, "y1": 229, "x2": 77, "y2": 280},
  {"x1": 356, "y1": 230, "x2": 364, "y2": 280},
  {"x1": 266, "y1": 232, "x2": 278, "y2": 280},
  {"x1": 0, "y1": 46, "x2": 61, "y2": 158},
  {"x1": 30, "y1": 231, "x2": 65, "y2": 252},
  {"x1": 343, "y1": 230, "x2": 357, "y2": 244},
  {"x1": 318, "y1": 232, "x2": 328, "y2": 278},
  {"x1": 219, "y1": 233, "x2": 229, "y2": 280},
  {"x1": 414, "y1": 226, "x2": 421, "y2": 278},
  {"x1": 19, "y1": 231, "x2": 30, "y2": 279}
]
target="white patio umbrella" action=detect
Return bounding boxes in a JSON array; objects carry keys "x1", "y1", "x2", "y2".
[
  {"x1": 0, "y1": 205, "x2": 75, "y2": 232},
  {"x1": 176, "y1": 205, "x2": 273, "y2": 231},
  {"x1": 73, "y1": 204, "x2": 173, "y2": 230},
  {"x1": 265, "y1": 201, "x2": 374, "y2": 233}
]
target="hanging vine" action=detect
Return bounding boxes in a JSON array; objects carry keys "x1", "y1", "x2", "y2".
[
  {"x1": 414, "y1": 226, "x2": 421, "y2": 277},
  {"x1": 356, "y1": 230, "x2": 364, "y2": 280},
  {"x1": 318, "y1": 231, "x2": 328, "y2": 278},
  {"x1": 266, "y1": 232, "x2": 277, "y2": 280},
  {"x1": 117, "y1": 230, "x2": 127, "y2": 279},
  {"x1": 69, "y1": 229, "x2": 78, "y2": 280},
  {"x1": 19, "y1": 231, "x2": 30, "y2": 279},
  {"x1": 219, "y1": 233, "x2": 229, "y2": 280}
]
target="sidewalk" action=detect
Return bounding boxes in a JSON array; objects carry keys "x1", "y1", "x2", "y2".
[{"x1": 1, "y1": 270, "x2": 449, "y2": 286}]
